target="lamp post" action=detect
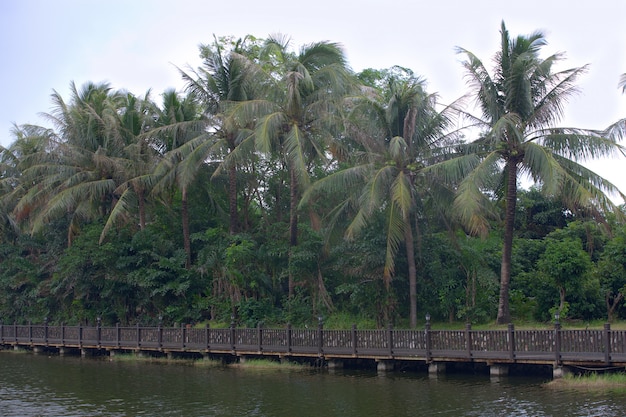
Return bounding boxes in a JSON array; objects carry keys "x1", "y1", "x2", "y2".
[
  {"x1": 158, "y1": 315, "x2": 163, "y2": 349},
  {"x1": 425, "y1": 313, "x2": 431, "y2": 362},
  {"x1": 230, "y1": 314, "x2": 235, "y2": 351},
  {"x1": 96, "y1": 316, "x2": 102, "y2": 346},
  {"x1": 554, "y1": 311, "x2": 561, "y2": 364},
  {"x1": 317, "y1": 315, "x2": 324, "y2": 355}
]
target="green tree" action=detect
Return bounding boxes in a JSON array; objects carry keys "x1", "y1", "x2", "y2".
[
  {"x1": 303, "y1": 69, "x2": 459, "y2": 327},
  {"x1": 13, "y1": 82, "x2": 149, "y2": 246},
  {"x1": 177, "y1": 36, "x2": 263, "y2": 236},
  {"x1": 537, "y1": 237, "x2": 592, "y2": 318},
  {"x1": 150, "y1": 89, "x2": 204, "y2": 268},
  {"x1": 595, "y1": 228, "x2": 626, "y2": 321},
  {"x1": 455, "y1": 22, "x2": 626, "y2": 324},
  {"x1": 234, "y1": 36, "x2": 354, "y2": 297}
]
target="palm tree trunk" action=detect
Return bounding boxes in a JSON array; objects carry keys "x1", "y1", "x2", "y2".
[
  {"x1": 288, "y1": 163, "x2": 298, "y2": 298},
  {"x1": 497, "y1": 159, "x2": 518, "y2": 324},
  {"x1": 404, "y1": 220, "x2": 418, "y2": 328},
  {"x1": 181, "y1": 186, "x2": 191, "y2": 269},
  {"x1": 228, "y1": 164, "x2": 238, "y2": 235},
  {"x1": 138, "y1": 188, "x2": 146, "y2": 230}
]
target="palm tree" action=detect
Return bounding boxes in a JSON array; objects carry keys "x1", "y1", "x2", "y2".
[
  {"x1": 14, "y1": 81, "x2": 130, "y2": 245},
  {"x1": 0, "y1": 126, "x2": 51, "y2": 242},
  {"x1": 177, "y1": 36, "x2": 262, "y2": 235},
  {"x1": 455, "y1": 22, "x2": 626, "y2": 324},
  {"x1": 150, "y1": 89, "x2": 203, "y2": 269},
  {"x1": 100, "y1": 90, "x2": 160, "y2": 241},
  {"x1": 233, "y1": 35, "x2": 354, "y2": 297},
  {"x1": 302, "y1": 69, "x2": 460, "y2": 327}
]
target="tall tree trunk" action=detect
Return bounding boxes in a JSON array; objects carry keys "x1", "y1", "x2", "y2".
[
  {"x1": 288, "y1": 164, "x2": 298, "y2": 298},
  {"x1": 405, "y1": 220, "x2": 418, "y2": 328},
  {"x1": 181, "y1": 186, "x2": 191, "y2": 269},
  {"x1": 558, "y1": 287, "x2": 566, "y2": 314},
  {"x1": 138, "y1": 188, "x2": 146, "y2": 230},
  {"x1": 228, "y1": 164, "x2": 238, "y2": 235},
  {"x1": 607, "y1": 292, "x2": 624, "y2": 323},
  {"x1": 497, "y1": 159, "x2": 518, "y2": 324}
]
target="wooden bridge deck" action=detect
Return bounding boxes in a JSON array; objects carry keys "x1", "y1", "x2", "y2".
[{"x1": 2, "y1": 323, "x2": 626, "y2": 368}]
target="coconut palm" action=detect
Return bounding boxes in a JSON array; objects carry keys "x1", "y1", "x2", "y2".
[
  {"x1": 233, "y1": 35, "x2": 354, "y2": 297},
  {"x1": 150, "y1": 89, "x2": 204, "y2": 269},
  {"x1": 455, "y1": 22, "x2": 626, "y2": 324},
  {"x1": 302, "y1": 69, "x2": 460, "y2": 327},
  {"x1": 99, "y1": 90, "x2": 160, "y2": 241},
  {"x1": 14, "y1": 81, "x2": 130, "y2": 245},
  {"x1": 1, "y1": 124, "x2": 64, "y2": 242},
  {"x1": 176, "y1": 36, "x2": 262, "y2": 235}
]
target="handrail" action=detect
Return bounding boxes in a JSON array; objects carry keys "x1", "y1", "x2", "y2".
[{"x1": 0, "y1": 322, "x2": 622, "y2": 365}]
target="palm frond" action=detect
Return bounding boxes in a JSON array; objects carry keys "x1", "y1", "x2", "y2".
[{"x1": 453, "y1": 152, "x2": 502, "y2": 236}]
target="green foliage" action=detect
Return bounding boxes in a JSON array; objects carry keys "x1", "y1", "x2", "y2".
[
  {"x1": 281, "y1": 290, "x2": 313, "y2": 327},
  {"x1": 595, "y1": 226, "x2": 626, "y2": 320},
  {"x1": 237, "y1": 297, "x2": 280, "y2": 328},
  {"x1": 0, "y1": 29, "x2": 624, "y2": 329},
  {"x1": 421, "y1": 232, "x2": 499, "y2": 324}
]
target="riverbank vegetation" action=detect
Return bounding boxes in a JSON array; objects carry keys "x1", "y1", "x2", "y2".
[
  {"x1": 1, "y1": 23, "x2": 625, "y2": 329},
  {"x1": 546, "y1": 372, "x2": 626, "y2": 392},
  {"x1": 106, "y1": 353, "x2": 304, "y2": 371}
]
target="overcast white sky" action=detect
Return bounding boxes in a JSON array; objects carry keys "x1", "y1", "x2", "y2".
[{"x1": 2, "y1": 0, "x2": 625, "y2": 197}]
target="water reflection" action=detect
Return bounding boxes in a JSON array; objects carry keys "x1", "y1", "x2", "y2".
[{"x1": 1, "y1": 352, "x2": 625, "y2": 416}]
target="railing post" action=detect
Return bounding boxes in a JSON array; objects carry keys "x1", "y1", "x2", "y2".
[
  {"x1": 351, "y1": 324, "x2": 357, "y2": 355},
  {"x1": 156, "y1": 318, "x2": 161, "y2": 349},
  {"x1": 61, "y1": 323, "x2": 65, "y2": 346},
  {"x1": 96, "y1": 317, "x2": 101, "y2": 347},
  {"x1": 317, "y1": 316, "x2": 324, "y2": 355},
  {"x1": 0, "y1": 322, "x2": 3, "y2": 344},
  {"x1": 205, "y1": 323, "x2": 210, "y2": 350},
  {"x1": 181, "y1": 323, "x2": 186, "y2": 349},
  {"x1": 554, "y1": 317, "x2": 561, "y2": 365},
  {"x1": 116, "y1": 323, "x2": 120, "y2": 349},
  {"x1": 508, "y1": 323, "x2": 515, "y2": 360},
  {"x1": 14, "y1": 322, "x2": 18, "y2": 344},
  {"x1": 257, "y1": 322, "x2": 263, "y2": 352},
  {"x1": 28, "y1": 321, "x2": 32, "y2": 344},
  {"x1": 287, "y1": 323, "x2": 292, "y2": 353},
  {"x1": 387, "y1": 323, "x2": 393, "y2": 356},
  {"x1": 230, "y1": 316, "x2": 236, "y2": 351},
  {"x1": 425, "y1": 314, "x2": 431, "y2": 362},
  {"x1": 465, "y1": 323, "x2": 472, "y2": 359},
  {"x1": 44, "y1": 318, "x2": 48, "y2": 346},
  {"x1": 136, "y1": 322, "x2": 141, "y2": 349},
  {"x1": 604, "y1": 323, "x2": 611, "y2": 364},
  {"x1": 79, "y1": 324, "x2": 83, "y2": 348}
]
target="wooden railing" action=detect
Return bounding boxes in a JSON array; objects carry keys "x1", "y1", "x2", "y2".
[{"x1": 2, "y1": 322, "x2": 626, "y2": 366}]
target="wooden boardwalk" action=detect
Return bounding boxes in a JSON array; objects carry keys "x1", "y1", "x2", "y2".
[{"x1": 2, "y1": 322, "x2": 626, "y2": 375}]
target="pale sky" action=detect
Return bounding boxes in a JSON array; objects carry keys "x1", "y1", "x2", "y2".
[{"x1": 2, "y1": 0, "x2": 625, "y2": 197}]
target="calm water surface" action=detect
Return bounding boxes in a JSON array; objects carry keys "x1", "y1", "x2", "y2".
[{"x1": 1, "y1": 351, "x2": 626, "y2": 416}]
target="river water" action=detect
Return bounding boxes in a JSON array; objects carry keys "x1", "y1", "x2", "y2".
[{"x1": 1, "y1": 352, "x2": 626, "y2": 416}]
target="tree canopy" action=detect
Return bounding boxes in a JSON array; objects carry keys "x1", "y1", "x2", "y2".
[{"x1": 0, "y1": 25, "x2": 625, "y2": 329}]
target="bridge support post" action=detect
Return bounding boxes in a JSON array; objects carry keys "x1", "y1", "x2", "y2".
[
  {"x1": 59, "y1": 348, "x2": 66, "y2": 356},
  {"x1": 489, "y1": 364, "x2": 509, "y2": 376},
  {"x1": 328, "y1": 360, "x2": 343, "y2": 370},
  {"x1": 428, "y1": 362, "x2": 446, "y2": 375},
  {"x1": 553, "y1": 365, "x2": 572, "y2": 379},
  {"x1": 33, "y1": 346, "x2": 44, "y2": 354},
  {"x1": 376, "y1": 359, "x2": 394, "y2": 373}
]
